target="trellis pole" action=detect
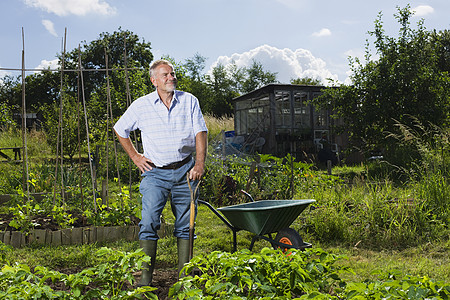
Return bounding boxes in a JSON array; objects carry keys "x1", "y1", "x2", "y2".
[
  {"x1": 76, "y1": 58, "x2": 85, "y2": 212},
  {"x1": 21, "y1": 28, "x2": 30, "y2": 202},
  {"x1": 108, "y1": 75, "x2": 122, "y2": 193},
  {"x1": 103, "y1": 50, "x2": 122, "y2": 198},
  {"x1": 53, "y1": 29, "x2": 67, "y2": 205},
  {"x1": 78, "y1": 45, "x2": 97, "y2": 213},
  {"x1": 123, "y1": 35, "x2": 136, "y2": 200},
  {"x1": 60, "y1": 28, "x2": 67, "y2": 203},
  {"x1": 104, "y1": 48, "x2": 112, "y2": 207}
]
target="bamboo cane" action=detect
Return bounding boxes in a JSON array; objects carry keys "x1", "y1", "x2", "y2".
[
  {"x1": 21, "y1": 28, "x2": 30, "y2": 203},
  {"x1": 78, "y1": 45, "x2": 97, "y2": 213}
]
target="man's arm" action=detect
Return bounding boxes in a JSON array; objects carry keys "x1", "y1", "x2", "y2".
[
  {"x1": 114, "y1": 129, "x2": 153, "y2": 173},
  {"x1": 189, "y1": 131, "x2": 207, "y2": 180}
]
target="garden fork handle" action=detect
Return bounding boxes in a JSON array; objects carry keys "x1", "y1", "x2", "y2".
[{"x1": 187, "y1": 174, "x2": 201, "y2": 260}]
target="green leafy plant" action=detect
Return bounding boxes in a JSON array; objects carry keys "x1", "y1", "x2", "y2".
[
  {"x1": 170, "y1": 247, "x2": 349, "y2": 299},
  {"x1": 0, "y1": 263, "x2": 65, "y2": 299},
  {"x1": 0, "y1": 242, "x2": 11, "y2": 265},
  {"x1": 57, "y1": 247, "x2": 156, "y2": 299},
  {"x1": 8, "y1": 192, "x2": 44, "y2": 233},
  {"x1": 49, "y1": 205, "x2": 77, "y2": 229},
  {"x1": 83, "y1": 185, "x2": 139, "y2": 227},
  {"x1": 343, "y1": 270, "x2": 450, "y2": 299},
  {"x1": 0, "y1": 247, "x2": 157, "y2": 299}
]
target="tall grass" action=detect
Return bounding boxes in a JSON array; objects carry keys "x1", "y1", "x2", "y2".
[
  {"x1": 296, "y1": 176, "x2": 448, "y2": 250},
  {"x1": 0, "y1": 126, "x2": 52, "y2": 159},
  {"x1": 296, "y1": 121, "x2": 450, "y2": 250},
  {"x1": 203, "y1": 113, "x2": 234, "y2": 139},
  {"x1": 0, "y1": 126, "x2": 49, "y2": 194}
]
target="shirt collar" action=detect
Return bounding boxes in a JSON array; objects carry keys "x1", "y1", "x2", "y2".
[{"x1": 152, "y1": 90, "x2": 179, "y2": 105}]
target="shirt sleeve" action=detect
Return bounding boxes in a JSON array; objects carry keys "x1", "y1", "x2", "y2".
[
  {"x1": 191, "y1": 95, "x2": 208, "y2": 136},
  {"x1": 113, "y1": 102, "x2": 139, "y2": 138}
]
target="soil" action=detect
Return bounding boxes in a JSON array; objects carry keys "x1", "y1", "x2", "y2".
[{"x1": 149, "y1": 269, "x2": 179, "y2": 299}]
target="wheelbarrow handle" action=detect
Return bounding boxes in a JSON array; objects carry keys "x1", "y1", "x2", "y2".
[{"x1": 240, "y1": 190, "x2": 255, "y2": 202}]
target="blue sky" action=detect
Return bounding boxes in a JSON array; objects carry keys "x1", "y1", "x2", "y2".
[{"x1": 0, "y1": 0, "x2": 448, "y2": 85}]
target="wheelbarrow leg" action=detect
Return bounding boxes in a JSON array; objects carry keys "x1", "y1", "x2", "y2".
[
  {"x1": 198, "y1": 199, "x2": 239, "y2": 253},
  {"x1": 233, "y1": 230, "x2": 237, "y2": 253},
  {"x1": 249, "y1": 233, "x2": 272, "y2": 251},
  {"x1": 249, "y1": 236, "x2": 258, "y2": 251}
]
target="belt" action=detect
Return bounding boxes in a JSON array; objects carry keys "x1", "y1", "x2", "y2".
[{"x1": 151, "y1": 155, "x2": 192, "y2": 170}]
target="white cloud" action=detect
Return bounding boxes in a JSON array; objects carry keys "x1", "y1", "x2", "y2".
[
  {"x1": 23, "y1": 0, "x2": 116, "y2": 16},
  {"x1": 312, "y1": 28, "x2": 331, "y2": 38},
  {"x1": 42, "y1": 19, "x2": 58, "y2": 37},
  {"x1": 412, "y1": 5, "x2": 434, "y2": 17},
  {"x1": 210, "y1": 44, "x2": 339, "y2": 85},
  {"x1": 35, "y1": 59, "x2": 59, "y2": 71}
]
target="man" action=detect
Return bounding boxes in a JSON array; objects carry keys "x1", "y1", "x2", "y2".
[{"x1": 114, "y1": 59, "x2": 208, "y2": 286}]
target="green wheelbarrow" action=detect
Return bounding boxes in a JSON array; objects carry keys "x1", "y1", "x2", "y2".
[{"x1": 198, "y1": 191, "x2": 315, "y2": 252}]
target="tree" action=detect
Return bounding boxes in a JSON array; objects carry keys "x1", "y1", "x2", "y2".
[
  {"x1": 0, "y1": 101, "x2": 16, "y2": 128},
  {"x1": 431, "y1": 29, "x2": 450, "y2": 73},
  {"x1": 25, "y1": 70, "x2": 61, "y2": 110},
  {"x1": 314, "y1": 5, "x2": 450, "y2": 162},
  {"x1": 204, "y1": 63, "x2": 238, "y2": 116},
  {"x1": 41, "y1": 94, "x2": 83, "y2": 161},
  {"x1": 184, "y1": 53, "x2": 206, "y2": 81},
  {"x1": 241, "y1": 60, "x2": 278, "y2": 93},
  {"x1": 202, "y1": 60, "x2": 278, "y2": 116},
  {"x1": 291, "y1": 77, "x2": 322, "y2": 86},
  {"x1": 65, "y1": 28, "x2": 153, "y2": 99},
  {"x1": 178, "y1": 54, "x2": 213, "y2": 114}
]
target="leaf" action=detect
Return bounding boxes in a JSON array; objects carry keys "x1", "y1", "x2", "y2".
[
  {"x1": 72, "y1": 288, "x2": 81, "y2": 297},
  {"x1": 208, "y1": 282, "x2": 227, "y2": 293}
]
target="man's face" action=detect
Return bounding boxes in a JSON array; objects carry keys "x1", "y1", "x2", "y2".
[{"x1": 151, "y1": 64, "x2": 177, "y2": 93}]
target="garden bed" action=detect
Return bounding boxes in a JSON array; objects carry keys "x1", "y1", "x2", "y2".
[
  {"x1": 0, "y1": 213, "x2": 174, "y2": 247},
  {"x1": 0, "y1": 190, "x2": 180, "y2": 248}
]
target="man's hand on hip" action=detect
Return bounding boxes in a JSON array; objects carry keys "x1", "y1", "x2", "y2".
[{"x1": 132, "y1": 153, "x2": 153, "y2": 173}]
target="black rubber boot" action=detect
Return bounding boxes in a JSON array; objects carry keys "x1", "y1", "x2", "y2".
[
  {"x1": 138, "y1": 239, "x2": 157, "y2": 287},
  {"x1": 177, "y1": 238, "x2": 190, "y2": 278}
]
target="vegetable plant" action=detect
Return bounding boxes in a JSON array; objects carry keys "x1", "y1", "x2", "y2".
[
  {"x1": 170, "y1": 247, "x2": 349, "y2": 299},
  {"x1": 0, "y1": 246, "x2": 157, "y2": 299}
]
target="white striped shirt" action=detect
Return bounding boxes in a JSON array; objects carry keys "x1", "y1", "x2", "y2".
[{"x1": 113, "y1": 90, "x2": 208, "y2": 167}]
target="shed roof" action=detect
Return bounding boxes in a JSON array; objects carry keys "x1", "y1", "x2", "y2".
[{"x1": 232, "y1": 84, "x2": 326, "y2": 102}]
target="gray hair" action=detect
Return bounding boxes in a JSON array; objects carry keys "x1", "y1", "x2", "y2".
[{"x1": 149, "y1": 59, "x2": 174, "y2": 78}]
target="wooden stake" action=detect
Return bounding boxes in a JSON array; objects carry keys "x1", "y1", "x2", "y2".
[
  {"x1": 53, "y1": 28, "x2": 67, "y2": 205},
  {"x1": 104, "y1": 48, "x2": 111, "y2": 207},
  {"x1": 76, "y1": 59, "x2": 84, "y2": 212},
  {"x1": 78, "y1": 44, "x2": 97, "y2": 213},
  {"x1": 21, "y1": 27, "x2": 30, "y2": 203},
  {"x1": 123, "y1": 35, "x2": 135, "y2": 203},
  {"x1": 60, "y1": 28, "x2": 67, "y2": 204}
]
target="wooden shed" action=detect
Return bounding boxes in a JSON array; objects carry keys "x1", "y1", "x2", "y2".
[{"x1": 232, "y1": 84, "x2": 343, "y2": 161}]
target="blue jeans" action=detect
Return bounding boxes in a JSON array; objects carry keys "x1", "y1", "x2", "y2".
[{"x1": 138, "y1": 159, "x2": 198, "y2": 240}]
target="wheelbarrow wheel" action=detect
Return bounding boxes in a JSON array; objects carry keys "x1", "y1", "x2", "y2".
[{"x1": 273, "y1": 228, "x2": 303, "y2": 252}]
